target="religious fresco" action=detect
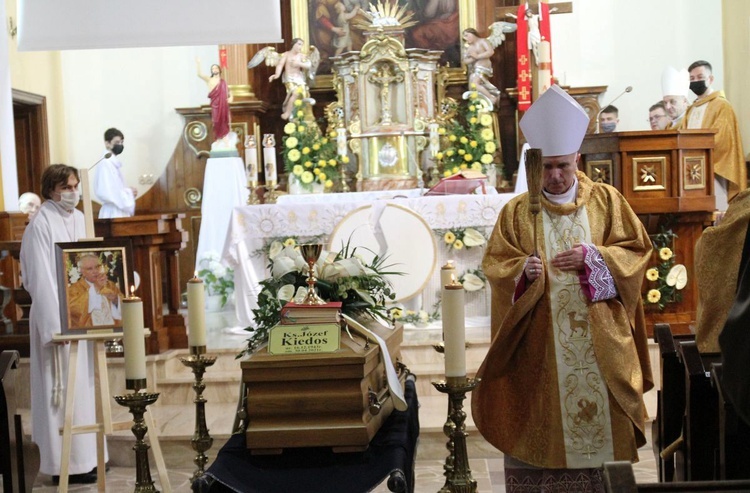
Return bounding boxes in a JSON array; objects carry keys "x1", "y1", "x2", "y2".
[{"x1": 307, "y1": 0, "x2": 461, "y2": 74}]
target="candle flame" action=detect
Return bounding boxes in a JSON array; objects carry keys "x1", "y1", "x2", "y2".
[
  {"x1": 130, "y1": 285, "x2": 135, "y2": 296},
  {"x1": 450, "y1": 273, "x2": 456, "y2": 282}
]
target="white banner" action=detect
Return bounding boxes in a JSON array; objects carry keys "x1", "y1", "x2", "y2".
[{"x1": 17, "y1": 0, "x2": 282, "y2": 51}]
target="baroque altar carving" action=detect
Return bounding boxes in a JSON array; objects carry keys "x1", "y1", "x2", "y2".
[{"x1": 328, "y1": 18, "x2": 443, "y2": 191}]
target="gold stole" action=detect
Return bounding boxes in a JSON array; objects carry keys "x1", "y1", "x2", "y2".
[{"x1": 543, "y1": 205, "x2": 615, "y2": 467}]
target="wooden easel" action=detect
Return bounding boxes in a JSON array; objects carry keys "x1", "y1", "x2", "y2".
[{"x1": 51, "y1": 330, "x2": 171, "y2": 492}]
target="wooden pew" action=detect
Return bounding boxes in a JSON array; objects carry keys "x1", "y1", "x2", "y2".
[
  {"x1": 652, "y1": 323, "x2": 693, "y2": 481},
  {"x1": 0, "y1": 350, "x2": 39, "y2": 492},
  {"x1": 603, "y1": 461, "x2": 750, "y2": 492},
  {"x1": 710, "y1": 363, "x2": 750, "y2": 480},
  {"x1": 678, "y1": 341, "x2": 721, "y2": 481}
]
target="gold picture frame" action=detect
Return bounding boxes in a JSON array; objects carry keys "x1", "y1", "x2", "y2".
[
  {"x1": 683, "y1": 156, "x2": 706, "y2": 190},
  {"x1": 632, "y1": 156, "x2": 667, "y2": 192},
  {"x1": 292, "y1": 0, "x2": 476, "y2": 90}
]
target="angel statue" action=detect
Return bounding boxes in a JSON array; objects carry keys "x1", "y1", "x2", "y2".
[
  {"x1": 248, "y1": 38, "x2": 321, "y2": 120},
  {"x1": 462, "y1": 22, "x2": 516, "y2": 105}
]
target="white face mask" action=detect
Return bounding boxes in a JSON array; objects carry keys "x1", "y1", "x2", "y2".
[{"x1": 58, "y1": 190, "x2": 80, "y2": 210}]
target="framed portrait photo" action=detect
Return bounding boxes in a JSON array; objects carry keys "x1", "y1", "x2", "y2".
[
  {"x1": 55, "y1": 239, "x2": 135, "y2": 335},
  {"x1": 292, "y1": 0, "x2": 476, "y2": 88}
]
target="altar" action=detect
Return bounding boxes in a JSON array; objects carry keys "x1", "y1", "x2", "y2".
[{"x1": 221, "y1": 191, "x2": 514, "y2": 327}]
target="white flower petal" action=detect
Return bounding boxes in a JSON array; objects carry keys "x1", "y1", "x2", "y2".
[
  {"x1": 462, "y1": 273, "x2": 485, "y2": 292},
  {"x1": 277, "y1": 284, "x2": 295, "y2": 302},
  {"x1": 462, "y1": 228, "x2": 486, "y2": 247}
]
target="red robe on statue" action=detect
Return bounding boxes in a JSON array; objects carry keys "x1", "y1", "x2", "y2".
[{"x1": 209, "y1": 79, "x2": 231, "y2": 141}]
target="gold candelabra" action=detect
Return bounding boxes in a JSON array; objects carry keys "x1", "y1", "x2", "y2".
[
  {"x1": 180, "y1": 346, "x2": 217, "y2": 482},
  {"x1": 264, "y1": 180, "x2": 279, "y2": 204},
  {"x1": 247, "y1": 180, "x2": 260, "y2": 204},
  {"x1": 432, "y1": 376, "x2": 480, "y2": 493},
  {"x1": 114, "y1": 390, "x2": 161, "y2": 493}
]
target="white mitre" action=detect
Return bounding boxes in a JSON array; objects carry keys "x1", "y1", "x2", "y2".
[
  {"x1": 661, "y1": 66, "x2": 689, "y2": 97},
  {"x1": 519, "y1": 84, "x2": 589, "y2": 156}
]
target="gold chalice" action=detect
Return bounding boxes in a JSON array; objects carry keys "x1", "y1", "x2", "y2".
[{"x1": 300, "y1": 244, "x2": 326, "y2": 305}]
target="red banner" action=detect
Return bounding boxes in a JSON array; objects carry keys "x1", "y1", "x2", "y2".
[
  {"x1": 219, "y1": 45, "x2": 228, "y2": 68},
  {"x1": 516, "y1": 2, "x2": 553, "y2": 111}
]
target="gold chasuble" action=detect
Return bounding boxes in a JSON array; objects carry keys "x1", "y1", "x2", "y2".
[
  {"x1": 472, "y1": 171, "x2": 654, "y2": 469},
  {"x1": 684, "y1": 91, "x2": 747, "y2": 200},
  {"x1": 695, "y1": 188, "x2": 750, "y2": 352}
]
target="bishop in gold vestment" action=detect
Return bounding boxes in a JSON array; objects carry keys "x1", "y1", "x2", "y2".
[
  {"x1": 472, "y1": 86, "x2": 653, "y2": 490},
  {"x1": 694, "y1": 188, "x2": 750, "y2": 352}
]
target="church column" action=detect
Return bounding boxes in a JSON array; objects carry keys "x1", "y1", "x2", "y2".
[{"x1": 224, "y1": 44, "x2": 256, "y2": 101}]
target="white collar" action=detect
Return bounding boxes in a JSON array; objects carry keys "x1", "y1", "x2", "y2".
[{"x1": 543, "y1": 176, "x2": 578, "y2": 205}]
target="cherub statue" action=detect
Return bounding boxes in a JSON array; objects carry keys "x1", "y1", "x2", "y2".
[
  {"x1": 462, "y1": 22, "x2": 516, "y2": 105},
  {"x1": 248, "y1": 39, "x2": 320, "y2": 120},
  {"x1": 196, "y1": 59, "x2": 233, "y2": 143}
]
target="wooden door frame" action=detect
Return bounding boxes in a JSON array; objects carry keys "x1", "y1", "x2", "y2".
[{"x1": 12, "y1": 89, "x2": 50, "y2": 198}]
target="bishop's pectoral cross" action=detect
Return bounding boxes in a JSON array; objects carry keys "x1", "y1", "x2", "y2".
[{"x1": 496, "y1": 0, "x2": 572, "y2": 103}]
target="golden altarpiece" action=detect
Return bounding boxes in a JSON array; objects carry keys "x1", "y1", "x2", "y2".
[{"x1": 327, "y1": 25, "x2": 442, "y2": 191}]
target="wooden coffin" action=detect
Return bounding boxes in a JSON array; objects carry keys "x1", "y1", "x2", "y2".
[{"x1": 241, "y1": 320, "x2": 404, "y2": 453}]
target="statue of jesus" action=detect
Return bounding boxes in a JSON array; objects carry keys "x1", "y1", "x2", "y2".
[{"x1": 196, "y1": 59, "x2": 233, "y2": 142}]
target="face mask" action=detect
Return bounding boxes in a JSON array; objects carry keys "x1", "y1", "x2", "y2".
[
  {"x1": 58, "y1": 190, "x2": 80, "y2": 210},
  {"x1": 112, "y1": 144, "x2": 124, "y2": 155},
  {"x1": 690, "y1": 80, "x2": 708, "y2": 96},
  {"x1": 600, "y1": 122, "x2": 617, "y2": 133}
]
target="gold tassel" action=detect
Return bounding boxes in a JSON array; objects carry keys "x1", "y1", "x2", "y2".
[{"x1": 525, "y1": 148, "x2": 543, "y2": 256}]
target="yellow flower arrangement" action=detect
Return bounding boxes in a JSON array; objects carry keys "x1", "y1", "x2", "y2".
[
  {"x1": 325, "y1": 179, "x2": 334, "y2": 188},
  {"x1": 439, "y1": 90, "x2": 502, "y2": 177},
  {"x1": 281, "y1": 98, "x2": 341, "y2": 191},
  {"x1": 647, "y1": 289, "x2": 661, "y2": 303},
  {"x1": 288, "y1": 149, "x2": 301, "y2": 162},
  {"x1": 283, "y1": 238, "x2": 297, "y2": 247},
  {"x1": 444, "y1": 231, "x2": 456, "y2": 244},
  {"x1": 437, "y1": 227, "x2": 487, "y2": 251},
  {"x1": 646, "y1": 268, "x2": 659, "y2": 281},
  {"x1": 294, "y1": 99, "x2": 303, "y2": 107},
  {"x1": 471, "y1": 162, "x2": 482, "y2": 171},
  {"x1": 659, "y1": 247, "x2": 673, "y2": 261},
  {"x1": 443, "y1": 170, "x2": 452, "y2": 178},
  {"x1": 453, "y1": 239, "x2": 464, "y2": 250}
]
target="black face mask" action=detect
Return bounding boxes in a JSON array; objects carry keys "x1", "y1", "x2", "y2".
[
  {"x1": 690, "y1": 80, "x2": 708, "y2": 96},
  {"x1": 112, "y1": 144, "x2": 124, "y2": 155}
]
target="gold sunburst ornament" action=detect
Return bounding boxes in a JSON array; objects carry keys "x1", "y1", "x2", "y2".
[{"x1": 353, "y1": 0, "x2": 418, "y2": 31}]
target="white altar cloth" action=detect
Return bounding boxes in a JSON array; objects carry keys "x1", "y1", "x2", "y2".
[
  {"x1": 222, "y1": 192, "x2": 515, "y2": 327},
  {"x1": 195, "y1": 157, "x2": 249, "y2": 271}
]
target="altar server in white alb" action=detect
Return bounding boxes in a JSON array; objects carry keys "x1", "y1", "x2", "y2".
[
  {"x1": 95, "y1": 127, "x2": 137, "y2": 218},
  {"x1": 20, "y1": 165, "x2": 105, "y2": 484}
]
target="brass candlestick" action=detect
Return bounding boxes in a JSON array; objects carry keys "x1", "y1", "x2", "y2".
[
  {"x1": 432, "y1": 376, "x2": 480, "y2": 493},
  {"x1": 300, "y1": 243, "x2": 326, "y2": 305},
  {"x1": 247, "y1": 180, "x2": 260, "y2": 205},
  {"x1": 180, "y1": 348, "x2": 217, "y2": 482},
  {"x1": 264, "y1": 180, "x2": 279, "y2": 204},
  {"x1": 114, "y1": 391, "x2": 160, "y2": 493}
]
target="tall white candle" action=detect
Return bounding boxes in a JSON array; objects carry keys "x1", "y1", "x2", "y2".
[
  {"x1": 187, "y1": 275, "x2": 207, "y2": 347},
  {"x1": 122, "y1": 293, "x2": 147, "y2": 381},
  {"x1": 245, "y1": 135, "x2": 258, "y2": 183},
  {"x1": 442, "y1": 279, "x2": 466, "y2": 378},
  {"x1": 429, "y1": 122, "x2": 440, "y2": 157},
  {"x1": 262, "y1": 134, "x2": 277, "y2": 183},
  {"x1": 79, "y1": 168, "x2": 96, "y2": 239},
  {"x1": 336, "y1": 127, "x2": 347, "y2": 157},
  {"x1": 440, "y1": 261, "x2": 456, "y2": 288}
]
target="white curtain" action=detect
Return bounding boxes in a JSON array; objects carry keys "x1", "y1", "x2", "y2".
[{"x1": 17, "y1": 0, "x2": 282, "y2": 51}]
